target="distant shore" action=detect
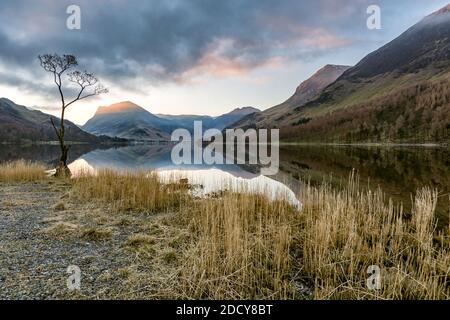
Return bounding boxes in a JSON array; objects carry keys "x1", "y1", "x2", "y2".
[
  {"x1": 279, "y1": 141, "x2": 449, "y2": 148},
  {"x1": 0, "y1": 140, "x2": 167, "y2": 146},
  {"x1": 1, "y1": 140, "x2": 448, "y2": 148}
]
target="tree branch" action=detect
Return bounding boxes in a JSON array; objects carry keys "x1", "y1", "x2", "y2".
[
  {"x1": 39, "y1": 53, "x2": 108, "y2": 170},
  {"x1": 50, "y1": 117, "x2": 61, "y2": 142},
  {"x1": 65, "y1": 70, "x2": 108, "y2": 109}
]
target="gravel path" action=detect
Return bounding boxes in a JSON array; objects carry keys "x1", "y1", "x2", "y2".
[{"x1": 0, "y1": 181, "x2": 180, "y2": 299}]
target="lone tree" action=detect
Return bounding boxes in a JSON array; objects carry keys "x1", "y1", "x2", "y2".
[{"x1": 38, "y1": 54, "x2": 108, "y2": 177}]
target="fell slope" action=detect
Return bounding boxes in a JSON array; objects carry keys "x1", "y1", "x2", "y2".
[
  {"x1": 0, "y1": 98, "x2": 104, "y2": 143},
  {"x1": 279, "y1": 4, "x2": 450, "y2": 142}
]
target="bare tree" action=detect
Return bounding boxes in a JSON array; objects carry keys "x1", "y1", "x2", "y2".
[{"x1": 38, "y1": 54, "x2": 108, "y2": 177}]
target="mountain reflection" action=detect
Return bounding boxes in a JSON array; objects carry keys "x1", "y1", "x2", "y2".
[{"x1": 68, "y1": 144, "x2": 302, "y2": 208}]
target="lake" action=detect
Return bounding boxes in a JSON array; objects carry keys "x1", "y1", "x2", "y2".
[{"x1": 1, "y1": 143, "x2": 449, "y2": 227}]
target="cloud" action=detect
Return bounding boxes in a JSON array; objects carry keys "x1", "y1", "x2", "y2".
[
  {"x1": 0, "y1": 69, "x2": 52, "y2": 97},
  {"x1": 0, "y1": 0, "x2": 391, "y2": 95}
]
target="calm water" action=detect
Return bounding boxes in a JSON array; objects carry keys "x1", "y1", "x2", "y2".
[
  {"x1": 279, "y1": 144, "x2": 450, "y2": 228},
  {"x1": 1, "y1": 143, "x2": 449, "y2": 226}
]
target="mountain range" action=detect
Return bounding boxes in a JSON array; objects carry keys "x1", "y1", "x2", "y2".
[
  {"x1": 158, "y1": 106, "x2": 260, "y2": 131},
  {"x1": 230, "y1": 4, "x2": 450, "y2": 143},
  {"x1": 82, "y1": 102, "x2": 259, "y2": 141},
  {"x1": 1, "y1": 5, "x2": 449, "y2": 144},
  {"x1": 82, "y1": 102, "x2": 173, "y2": 141}
]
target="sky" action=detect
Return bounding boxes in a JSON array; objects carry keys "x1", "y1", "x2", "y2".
[{"x1": 0, "y1": 0, "x2": 449, "y2": 125}]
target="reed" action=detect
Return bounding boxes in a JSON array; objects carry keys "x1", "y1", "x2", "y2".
[
  {"x1": 297, "y1": 174, "x2": 449, "y2": 299},
  {"x1": 0, "y1": 160, "x2": 46, "y2": 182},
  {"x1": 178, "y1": 191, "x2": 299, "y2": 299},
  {"x1": 173, "y1": 176, "x2": 448, "y2": 299},
  {"x1": 17, "y1": 165, "x2": 447, "y2": 300},
  {"x1": 71, "y1": 169, "x2": 189, "y2": 213}
]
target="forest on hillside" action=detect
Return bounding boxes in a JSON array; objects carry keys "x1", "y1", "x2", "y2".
[{"x1": 282, "y1": 79, "x2": 450, "y2": 143}]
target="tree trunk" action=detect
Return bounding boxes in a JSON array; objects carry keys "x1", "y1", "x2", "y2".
[
  {"x1": 53, "y1": 112, "x2": 72, "y2": 178},
  {"x1": 55, "y1": 144, "x2": 71, "y2": 178}
]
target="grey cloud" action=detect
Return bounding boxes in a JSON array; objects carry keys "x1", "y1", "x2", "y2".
[
  {"x1": 0, "y1": 70, "x2": 53, "y2": 96},
  {"x1": 0, "y1": 0, "x2": 419, "y2": 93}
]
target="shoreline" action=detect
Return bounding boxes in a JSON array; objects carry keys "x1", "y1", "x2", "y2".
[
  {"x1": 0, "y1": 140, "x2": 169, "y2": 146},
  {"x1": 2, "y1": 140, "x2": 448, "y2": 148},
  {"x1": 0, "y1": 164, "x2": 449, "y2": 300},
  {"x1": 279, "y1": 142, "x2": 448, "y2": 148}
]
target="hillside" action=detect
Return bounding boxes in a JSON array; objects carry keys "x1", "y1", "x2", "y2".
[
  {"x1": 0, "y1": 98, "x2": 106, "y2": 143},
  {"x1": 230, "y1": 65, "x2": 350, "y2": 130},
  {"x1": 282, "y1": 79, "x2": 450, "y2": 142},
  {"x1": 233, "y1": 4, "x2": 450, "y2": 143}
]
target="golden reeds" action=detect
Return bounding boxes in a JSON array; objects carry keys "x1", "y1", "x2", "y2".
[
  {"x1": 0, "y1": 160, "x2": 46, "y2": 182},
  {"x1": 2, "y1": 163, "x2": 448, "y2": 299},
  {"x1": 178, "y1": 192, "x2": 299, "y2": 299},
  {"x1": 298, "y1": 174, "x2": 449, "y2": 299},
  {"x1": 70, "y1": 169, "x2": 450, "y2": 299},
  {"x1": 71, "y1": 169, "x2": 189, "y2": 213}
]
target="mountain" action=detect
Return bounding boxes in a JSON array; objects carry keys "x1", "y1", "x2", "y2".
[
  {"x1": 156, "y1": 114, "x2": 216, "y2": 131},
  {"x1": 229, "y1": 65, "x2": 350, "y2": 130},
  {"x1": 0, "y1": 98, "x2": 106, "y2": 143},
  {"x1": 83, "y1": 101, "x2": 173, "y2": 141},
  {"x1": 222, "y1": 107, "x2": 260, "y2": 116},
  {"x1": 83, "y1": 101, "x2": 260, "y2": 141},
  {"x1": 158, "y1": 106, "x2": 260, "y2": 131},
  {"x1": 341, "y1": 5, "x2": 450, "y2": 80},
  {"x1": 211, "y1": 107, "x2": 260, "y2": 130},
  {"x1": 235, "y1": 4, "x2": 450, "y2": 143},
  {"x1": 280, "y1": 64, "x2": 351, "y2": 109}
]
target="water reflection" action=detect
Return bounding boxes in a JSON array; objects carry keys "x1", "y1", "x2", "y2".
[
  {"x1": 67, "y1": 144, "x2": 301, "y2": 208},
  {"x1": 2, "y1": 143, "x2": 449, "y2": 225},
  {"x1": 279, "y1": 144, "x2": 450, "y2": 227},
  {"x1": 0, "y1": 143, "x2": 100, "y2": 167}
]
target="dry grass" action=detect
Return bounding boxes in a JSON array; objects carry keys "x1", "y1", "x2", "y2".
[
  {"x1": 177, "y1": 192, "x2": 299, "y2": 299},
  {"x1": 2, "y1": 199, "x2": 17, "y2": 207},
  {"x1": 79, "y1": 226, "x2": 113, "y2": 241},
  {"x1": 53, "y1": 202, "x2": 66, "y2": 211},
  {"x1": 126, "y1": 233, "x2": 156, "y2": 247},
  {"x1": 297, "y1": 174, "x2": 450, "y2": 299},
  {"x1": 41, "y1": 222, "x2": 79, "y2": 238},
  {"x1": 42, "y1": 222, "x2": 113, "y2": 242},
  {"x1": 71, "y1": 169, "x2": 189, "y2": 213},
  {"x1": 173, "y1": 174, "x2": 449, "y2": 299},
  {"x1": 0, "y1": 160, "x2": 46, "y2": 182},
  {"x1": 10, "y1": 165, "x2": 448, "y2": 300}
]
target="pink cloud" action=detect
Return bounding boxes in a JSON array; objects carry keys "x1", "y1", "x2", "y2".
[{"x1": 180, "y1": 38, "x2": 285, "y2": 80}]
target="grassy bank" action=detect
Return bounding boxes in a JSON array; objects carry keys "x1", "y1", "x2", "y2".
[
  {"x1": 1, "y1": 161, "x2": 449, "y2": 299},
  {"x1": 298, "y1": 175, "x2": 449, "y2": 299},
  {"x1": 0, "y1": 160, "x2": 46, "y2": 182}
]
